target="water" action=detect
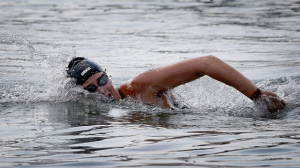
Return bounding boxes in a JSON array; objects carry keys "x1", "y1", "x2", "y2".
[{"x1": 1, "y1": 0, "x2": 300, "y2": 167}]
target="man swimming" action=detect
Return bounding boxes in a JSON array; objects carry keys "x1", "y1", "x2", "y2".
[{"x1": 66, "y1": 55, "x2": 286, "y2": 113}]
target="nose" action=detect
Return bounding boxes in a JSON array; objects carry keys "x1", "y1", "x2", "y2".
[
  {"x1": 96, "y1": 86, "x2": 109, "y2": 96},
  {"x1": 96, "y1": 86, "x2": 105, "y2": 94}
]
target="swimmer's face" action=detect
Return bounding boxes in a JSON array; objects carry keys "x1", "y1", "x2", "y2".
[{"x1": 82, "y1": 72, "x2": 118, "y2": 100}]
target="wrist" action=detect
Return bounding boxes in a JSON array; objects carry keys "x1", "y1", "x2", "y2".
[{"x1": 249, "y1": 88, "x2": 261, "y2": 101}]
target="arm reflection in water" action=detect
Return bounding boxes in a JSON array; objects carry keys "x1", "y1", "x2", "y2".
[{"x1": 66, "y1": 55, "x2": 286, "y2": 113}]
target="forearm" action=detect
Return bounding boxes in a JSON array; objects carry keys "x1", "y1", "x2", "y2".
[
  {"x1": 197, "y1": 56, "x2": 257, "y2": 98},
  {"x1": 195, "y1": 56, "x2": 286, "y2": 112}
]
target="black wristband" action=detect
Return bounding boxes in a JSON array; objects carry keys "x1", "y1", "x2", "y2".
[{"x1": 250, "y1": 88, "x2": 261, "y2": 101}]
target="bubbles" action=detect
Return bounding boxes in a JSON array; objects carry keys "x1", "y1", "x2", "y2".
[
  {"x1": 0, "y1": 33, "x2": 76, "y2": 104},
  {"x1": 277, "y1": 76, "x2": 300, "y2": 103},
  {"x1": 175, "y1": 75, "x2": 300, "y2": 118},
  {"x1": 256, "y1": 76, "x2": 300, "y2": 108},
  {"x1": 175, "y1": 76, "x2": 248, "y2": 116}
]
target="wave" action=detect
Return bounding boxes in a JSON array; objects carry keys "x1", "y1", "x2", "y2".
[{"x1": 0, "y1": 33, "x2": 74, "y2": 103}]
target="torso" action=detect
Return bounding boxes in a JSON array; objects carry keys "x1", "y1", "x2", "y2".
[
  {"x1": 119, "y1": 82, "x2": 172, "y2": 108},
  {"x1": 119, "y1": 81, "x2": 189, "y2": 109}
]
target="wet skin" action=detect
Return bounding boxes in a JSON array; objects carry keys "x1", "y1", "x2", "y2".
[
  {"x1": 82, "y1": 55, "x2": 286, "y2": 112},
  {"x1": 82, "y1": 72, "x2": 121, "y2": 100}
]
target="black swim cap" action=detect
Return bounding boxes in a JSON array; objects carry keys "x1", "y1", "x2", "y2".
[{"x1": 67, "y1": 57, "x2": 104, "y2": 85}]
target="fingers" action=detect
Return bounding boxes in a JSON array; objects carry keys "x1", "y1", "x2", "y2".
[{"x1": 256, "y1": 90, "x2": 286, "y2": 113}]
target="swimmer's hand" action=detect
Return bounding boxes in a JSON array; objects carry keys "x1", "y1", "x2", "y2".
[{"x1": 255, "y1": 90, "x2": 286, "y2": 113}]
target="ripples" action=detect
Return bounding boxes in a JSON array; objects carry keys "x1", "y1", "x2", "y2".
[
  {"x1": 1, "y1": 0, "x2": 300, "y2": 167},
  {"x1": 2, "y1": 105, "x2": 300, "y2": 167},
  {"x1": 0, "y1": 100, "x2": 300, "y2": 167}
]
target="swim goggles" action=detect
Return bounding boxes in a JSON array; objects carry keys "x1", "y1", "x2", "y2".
[{"x1": 84, "y1": 73, "x2": 108, "y2": 92}]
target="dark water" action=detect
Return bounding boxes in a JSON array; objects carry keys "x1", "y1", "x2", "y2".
[{"x1": 1, "y1": 0, "x2": 300, "y2": 167}]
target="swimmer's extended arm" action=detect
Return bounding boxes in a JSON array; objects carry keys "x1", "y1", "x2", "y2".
[
  {"x1": 133, "y1": 55, "x2": 285, "y2": 112},
  {"x1": 135, "y1": 56, "x2": 256, "y2": 97}
]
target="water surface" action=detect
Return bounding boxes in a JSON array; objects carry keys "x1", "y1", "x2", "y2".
[{"x1": 1, "y1": 0, "x2": 300, "y2": 167}]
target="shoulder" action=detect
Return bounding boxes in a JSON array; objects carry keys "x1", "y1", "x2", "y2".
[
  {"x1": 119, "y1": 75, "x2": 148, "y2": 98},
  {"x1": 120, "y1": 69, "x2": 161, "y2": 95}
]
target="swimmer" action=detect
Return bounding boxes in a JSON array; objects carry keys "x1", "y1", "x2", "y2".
[{"x1": 66, "y1": 56, "x2": 286, "y2": 113}]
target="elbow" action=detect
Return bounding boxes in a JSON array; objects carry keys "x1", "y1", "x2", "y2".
[
  {"x1": 199, "y1": 55, "x2": 220, "y2": 65},
  {"x1": 197, "y1": 55, "x2": 220, "y2": 73},
  {"x1": 202, "y1": 55, "x2": 219, "y2": 62}
]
